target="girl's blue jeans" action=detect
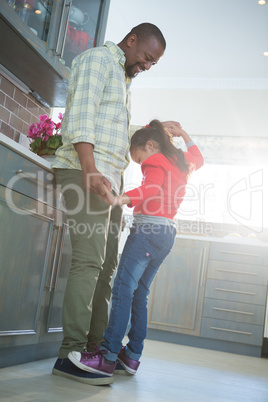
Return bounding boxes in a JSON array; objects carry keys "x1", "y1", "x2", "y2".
[{"x1": 101, "y1": 223, "x2": 176, "y2": 362}]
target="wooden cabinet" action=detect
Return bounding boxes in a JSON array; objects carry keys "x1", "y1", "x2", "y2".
[
  {"x1": 201, "y1": 242, "x2": 268, "y2": 348},
  {"x1": 148, "y1": 238, "x2": 209, "y2": 336},
  {"x1": 0, "y1": 138, "x2": 72, "y2": 367},
  {"x1": 0, "y1": 0, "x2": 110, "y2": 106},
  {"x1": 146, "y1": 235, "x2": 268, "y2": 356}
]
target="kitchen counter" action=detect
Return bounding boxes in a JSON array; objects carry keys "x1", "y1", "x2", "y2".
[
  {"x1": 0, "y1": 133, "x2": 53, "y2": 171},
  {"x1": 176, "y1": 233, "x2": 267, "y2": 247}
]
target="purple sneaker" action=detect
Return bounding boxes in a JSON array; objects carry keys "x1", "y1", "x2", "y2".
[
  {"x1": 68, "y1": 349, "x2": 116, "y2": 376},
  {"x1": 114, "y1": 360, "x2": 131, "y2": 376},
  {"x1": 117, "y1": 346, "x2": 140, "y2": 375}
]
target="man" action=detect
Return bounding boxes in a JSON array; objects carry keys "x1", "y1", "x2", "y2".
[{"x1": 52, "y1": 23, "x2": 166, "y2": 385}]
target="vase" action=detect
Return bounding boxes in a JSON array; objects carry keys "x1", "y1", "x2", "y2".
[{"x1": 41, "y1": 155, "x2": 56, "y2": 164}]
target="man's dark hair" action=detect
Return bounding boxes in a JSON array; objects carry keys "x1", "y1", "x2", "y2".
[{"x1": 124, "y1": 23, "x2": 166, "y2": 50}]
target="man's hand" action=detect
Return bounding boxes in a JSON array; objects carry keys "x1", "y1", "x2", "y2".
[
  {"x1": 75, "y1": 142, "x2": 112, "y2": 196},
  {"x1": 83, "y1": 167, "x2": 112, "y2": 196}
]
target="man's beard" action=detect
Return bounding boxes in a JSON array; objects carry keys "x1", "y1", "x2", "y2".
[
  {"x1": 125, "y1": 64, "x2": 136, "y2": 78},
  {"x1": 125, "y1": 63, "x2": 144, "y2": 78}
]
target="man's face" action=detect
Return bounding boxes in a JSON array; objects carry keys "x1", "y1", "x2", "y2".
[{"x1": 124, "y1": 35, "x2": 165, "y2": 78}]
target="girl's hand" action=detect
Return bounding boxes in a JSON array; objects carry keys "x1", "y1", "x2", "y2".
[
  {"x1": 162, "y1": 121, "x2": 183, "y2": 137},
  {"x1": 101, "y1": 187, "x2": 131, "y2": 206},
  {"x1": 162, "y1": 121, "x2": 192, "y2": 144},
  {"x1": 101, "y1": 186, "x2": 116, "y2": 205}
]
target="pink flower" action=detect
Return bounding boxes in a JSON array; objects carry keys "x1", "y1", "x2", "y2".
[{"x1": 27, "y1": 114, "x2": 63, "y2": 152}]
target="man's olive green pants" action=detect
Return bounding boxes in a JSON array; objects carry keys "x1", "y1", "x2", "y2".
[{"x1": 54, "y1": 169, "x2": 122, "y2": 358}]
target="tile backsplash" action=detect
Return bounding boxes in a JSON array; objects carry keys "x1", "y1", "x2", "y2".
[{"x1": 0, "y1": 74, "x2": 50, "y2": 145}]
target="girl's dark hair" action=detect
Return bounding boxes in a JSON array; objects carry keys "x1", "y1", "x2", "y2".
[{"x1": 130, "y1": 119, "x2": 190, "y2": 174}]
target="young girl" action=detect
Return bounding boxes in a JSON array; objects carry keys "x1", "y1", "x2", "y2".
[{"x1": 68, "y1": 119, "x2": 204, "y2": 377}]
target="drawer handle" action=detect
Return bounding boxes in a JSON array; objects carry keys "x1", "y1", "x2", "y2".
[
  {"x1": 210, "y1": 326, "x2": 252, "y2": 336},
  {"x1": 215, "y1": 287, "x2": 256, "y2": 296},
  {"x1": 16, "y1": 170, "x2": 54, "y2": 190},
  {"x1": 200, "y1": 247, "x2": 208, "y2": 287},
  {"x1": 213, "y1": 307, "x2": 254, "y2": 316},
  {"x1": 218, "y1": 250, "x2": 259, "y2": 257},
  {"x1": 217, "y1": 269, "x2": 257, "y2": 276}
]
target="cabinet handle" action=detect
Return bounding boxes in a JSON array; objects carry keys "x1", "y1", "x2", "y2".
[
  {"x1": 200, "y1": 247, "x2": 207, "y2": 287},
  {"x1": 60, "y1": 2, "x2": 72, "y2": 59},
  {"x1": 16, "y1": 169, "x2": 53, "y2": 190},
  {"x1": 48, "y1": 226, "x2": 62, "y2": 292},
  {"x1": 210, "y1": 326, "x2": 252, "y2": 336},
  {"x1": 55, "y1": 0, "x2": 72, "y2": 58},
  {"x1": 215, "y1": 287, "x2": 256, "y2": 296},
  {"x1": 218, "y1": 250, "x2": 259, "y2": 257},
  {"x1": 53, "y1": 224, "x2": 67, "y2": 291},
  {"x1": 213, "y1": 307, "x2": 254, "y2": 316},
  {"x1": 217, "y1": 268, "x2": 257, "y2": 276},
  {"x1": 55, "y1": 0, "x2": 67, "y2": 55}
]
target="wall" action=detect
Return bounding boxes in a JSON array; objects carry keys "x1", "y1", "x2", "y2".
[
  {"x1": 130, "y1": 86, "x2": 268, "y2": 138},
  {"x1": 0, "y1": 74, "x2": 50, "y2": 144}
]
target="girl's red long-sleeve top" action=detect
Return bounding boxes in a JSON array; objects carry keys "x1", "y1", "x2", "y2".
[{"x1": 125, "y1": 144, "x2": 204, "y2": 220}]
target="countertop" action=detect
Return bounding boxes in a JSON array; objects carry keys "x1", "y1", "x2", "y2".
[
  {"x1": 175, "y1": 233, "x2": 267, "y2": 247},
  {"x1": 0, "y1": 133, "x2": 53, "y2": 171}
]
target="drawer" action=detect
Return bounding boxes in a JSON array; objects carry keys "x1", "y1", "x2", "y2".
[
  {"x1": 0, "y1": 145, "x2": 55, "y2": 205},
  {"x1": 205, "y1": 279, "x2": 267, "y2": 305},
  {"x1": 201, "y1": 317, "x2": 263, "y2": 346},
  {"x1": 202, "y1": 298, "x2": 266, "y2": 326},
  {"x1": 209, "y1": 242, "x2": 268, "y2": 266},
  {"x1": 207, "y1": 260, "x2": 268, "y2": 285}
]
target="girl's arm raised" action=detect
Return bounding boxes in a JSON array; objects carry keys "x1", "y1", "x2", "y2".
[
  {"x1": 162, "y1": 121, "x2": 204, "y2": 170},
  {"x1": 162, "y1": 121, "x2": 192, "y2": 144}
]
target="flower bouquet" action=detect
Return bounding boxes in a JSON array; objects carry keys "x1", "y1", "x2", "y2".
[{"x1": 27, "y1": 113, "x2": 64, "y2": 156}]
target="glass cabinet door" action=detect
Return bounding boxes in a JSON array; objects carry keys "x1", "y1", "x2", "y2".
[
  {"x1": 61, "y1": 0, "x2": 104, "y2": 68},
  {"x1": 1, "y1": 0, "x2": 110, "y2": 105},
  {"x1": 7, "y1": 0, "x2": 55, "y2": 42}
]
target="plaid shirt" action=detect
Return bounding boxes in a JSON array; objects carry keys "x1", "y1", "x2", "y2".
[{"x1": 53, "y1": 41, "x2": 132, "y2": 193}]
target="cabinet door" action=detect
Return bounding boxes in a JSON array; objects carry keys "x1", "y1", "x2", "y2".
[
  {"x1": 0, "y1": 186, "x2": 53, "y2": 347},
  {"x1": 1, "y1": 0, "x2": 60, "y2": 64},
  {"x1": 40, "y1": 223, "x2": 72, "y2": 342},
  {"x1": 148, "y1": 239, "x2": 209, "y2": 336},
  {"x1": 0, "y1": 0, "x2": 110, "y2": 106}
]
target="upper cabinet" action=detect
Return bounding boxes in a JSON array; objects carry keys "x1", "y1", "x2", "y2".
[{"x1": 0, "y1": 0, "x2": 110, "y2": 107}]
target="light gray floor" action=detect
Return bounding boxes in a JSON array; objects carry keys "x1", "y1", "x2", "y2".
[{"x1": 1, "y1": 339, "x2": 268, "y2": 402}]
